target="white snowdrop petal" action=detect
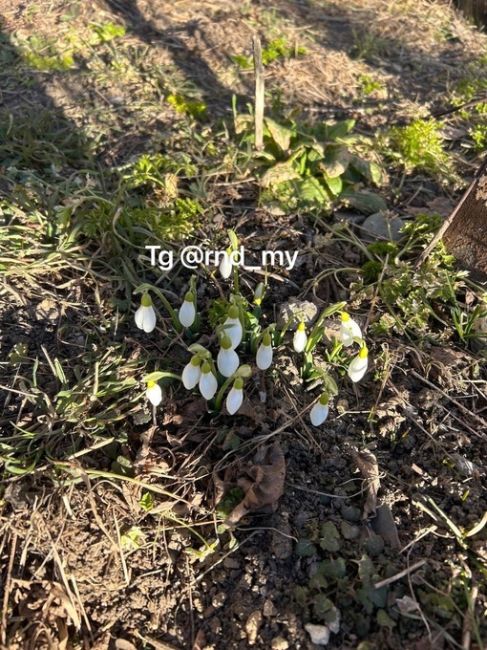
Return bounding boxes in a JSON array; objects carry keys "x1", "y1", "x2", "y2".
[
  {"x1": 293, "y1": 329, "x2": 307, "y2": 353},
  {"x1": 219, "y1": 252, "x2": 233, "y2": 279},
  {"x1": 256, "y1": 344, "x2": 273, "y2": 370},
  {"x1": 199, "y1": 371, "x2": 218, "y2": 400},
  {"x1": 142, "y1": 306, "x2": 157, "y2": 333},
  {"x1": 340, "y1": 319, "x2": 362, "y2": 346},
  {"x1": 146, "y1": 383, "x2": 162, "y2": 406},
  {"x1": 348, "y1": 356, "x2": 368, "y2": 383},
  {"x1": 135, "y1": 305, "x2": 156, "y2": 333},
  {"x1": 182, "y1": 362, "x2": 201, "y2": 389},
  {"x1": 217, "y1": 348, "x2": 240, "y2": 377},
  {"x1": 224, "y1": 317, "x2": 243, "y2": 349},
  {"x1": 310, "y1": 403, "x2": 329, "y2": 426},
  {"x1": 226, "y1": 387, "x2": 243, "y2": 415},
  {"x1": 179, "y1": 301, "x2": 196, "y2": 328}
]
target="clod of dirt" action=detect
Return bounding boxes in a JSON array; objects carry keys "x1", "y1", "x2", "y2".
[
  {"x1": 277, "y1": 299, "x2": 318, "y2": 328},
  {"x1": 305, "y1": 623, "x2": 330, "y2": 645},
  {"x1": 245, "y1": 610, "x2": 263, "y2": 645}
]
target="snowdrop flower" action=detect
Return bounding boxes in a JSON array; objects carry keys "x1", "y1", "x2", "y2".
[
  {"x1": 217, "y1": 335, "x2": 240, "y2": 377},
  {"x1": 135, "y1": 293, "x2": 156, "y2": 333},
  {"x1": 199, "y1": 361, "x2": 218, "y2": 400},
  {"x1": 339, "y1": 312, "x2": 362, "y2": 347},
  {"x1": 146, "y1": 380, "x2": 162, "y2": 406},
  {"x1": 256, "y1": 331, "x2": 273, "y2": 370},
  {"x1": 223, "y1": 305, "x2": 243, "y2": 349},
  {"x1": 178, "y1": 291, "x2": 196, "y2": 328},
  {"x1": 219, "y1": 250, "x2": 233, "y2": 279},
  {"x1": 182, "y1": 355, "x2": 202, "y2": 389},
  {"x1": 348, "y1": 346, "x2": 369, "y2": 383},
  {"x1": 310, "y1": 394, "x2": 329, "y2": 426},
  {"x1": 293, "y1": 322, "x2": 307, "y2": 353},
  {"x1": 226, "y1": 377, "x2": 244, "y2": 415}
]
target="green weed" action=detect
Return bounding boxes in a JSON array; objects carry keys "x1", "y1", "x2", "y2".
[
  {"x1": 388, "y1": 118, "x2": 452, "y2": 177},
  {"x1": 232, "y1": 36, "x2": 306, "y2": 69}
]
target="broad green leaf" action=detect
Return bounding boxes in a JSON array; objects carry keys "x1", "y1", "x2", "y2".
[
  {"x1": 320, "y1": 146, "x2": 351, "y2": 177},
  {"x1": 323, "y1": 174, "x2": 343, "y2": 197},
  {"x1": 342, "y1": 190, "x2": 387, "y2": 214},
  {"x1": 260, "y1": 161, "x2": 301, "y2": 188},
  {"x1": 297, "y1": 177, "x2": 330, "y2": 206},
  {"x1": 350, "y1": 156, "x2": 383, "y2": 185},
  {"x1": 264, "y1": 117, "x2": 293, "y2": 151},
  {"x1": 327, "y1": 119, "x2": 356, "y2": 140}
]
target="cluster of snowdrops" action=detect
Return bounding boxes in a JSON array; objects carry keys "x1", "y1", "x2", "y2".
[{"x1": 134, "y1": 232, "x2": 369, "y2": 427}]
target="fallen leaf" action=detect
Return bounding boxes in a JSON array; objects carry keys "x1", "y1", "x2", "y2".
[
  {"x1": 353, "y1": 449, "x2": 380, "y2": 519},
  {"x1": 222, "y1": 443, "x2": 286, "y2": 525}
]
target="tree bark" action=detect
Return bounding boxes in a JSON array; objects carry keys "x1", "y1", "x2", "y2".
[
  {"x1": 443, "y1": 168, "x2": 487, "y2": 277},
  {"x1": 454, "y1": 0, "x2": 487, "y2": 27}
]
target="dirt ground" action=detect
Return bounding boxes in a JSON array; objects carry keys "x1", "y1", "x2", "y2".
[{"x1": 0, "y1": 1, "x2": 486, "y2": 649}]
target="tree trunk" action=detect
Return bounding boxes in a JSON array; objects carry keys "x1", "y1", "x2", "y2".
[
  {"x1": 443, "y1": 170, "x2": 487, "y2": 277},
  {"x1": 454, "y1": 0, "x2": 487, "y2": 27}
]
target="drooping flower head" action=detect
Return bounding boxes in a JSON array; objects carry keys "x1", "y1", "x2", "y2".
[
  {"x1": 339, "y1": 312, "x2": 362, "y2": 347},
  {"x1": 219, "y1": 250, "x2": 233, "y2": 279},
  {"x1": 182, "y1": 355, "x2": 202, "y2": 389},
  {"x1": 223, "y1": 305, "x2": 243, "y2": 350},
  {"x1": 226, "y1": 377, "x2": 244, "y2": 415},
  {"x1": 348, "y1": 346, "x2": 368, "y2": 383},
  {"x1": 217, "y1": 334, "x2": 240, "y2": 377},
  {"x1": 256, "y1": 330, "x2": 273, "y2": 370},
  {"x1": 310, "y1": 393, "x2": 329, "y2": 426},
  {"x1": 199, "y1": 361, "x2": 218, "y2": 400},
  {"x1": 178, "y1": 291, "x2": 196, "y2": 328},
  {"x1": 293, "y1": 321, "x2": 307, "y2": 353},
  {"x1": 135, "y1": 293, "x2": 157, "y2": 333},
  {"x1": 253, "y1": 282, "x2": 266, "y2": 306},
  {"x1": 146, "y1": 379, "x2": 162, "y2": 406}
]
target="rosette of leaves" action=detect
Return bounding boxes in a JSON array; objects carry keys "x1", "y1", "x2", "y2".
[{"x1": 238, "y1": 115, "x2": 385, "y2": 214}]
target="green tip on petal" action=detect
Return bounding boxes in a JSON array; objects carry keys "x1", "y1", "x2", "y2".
[
  {"x1": 201, "y1": 361, "x2": 211, "y2": 373},
  {"x1": 262, "y1": 331, "x2": 272, "y2": 346},
  {"x1": 147, "y1": 379, "x2": 156, "y2": 388},
  {"x1": 319, "y1": 393, "x2": 329, "y2": 405},
  {"x1": 190, "y1": 355, "x2": 201, "y2": 366},
  {"x1": 340, "y1": 311, "x2": 350, "y2": 322},
  {"x1": 228, "y1": 305, "x2": 239, "y2": 319},
  {"x1": 221, "y1": 334, "x2": 232, "y2": 349},
  {"x1": 359, "y1": 347, "x2": 368, "y2": 359},
  {"x1": 297, "y1": 321, "x2": 306, "y2": 331},
  {"x1": 233, "y1": 377, "x2": 244, "y2": 390},
  {"x1": 185, "y1": 291, "x2": 195, "y2": 303},
  {"x1": 141, "y1": 293, "x2": 152, "y2": 307}
]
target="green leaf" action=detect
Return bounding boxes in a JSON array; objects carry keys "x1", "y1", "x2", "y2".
[
  {"x1": 350, "y1": 156, "x2": 383, "y2": 185},
  {"x1": 139, "y1": 491, "x2": 154, "y2": 512},
  {"x1": 327, "y1": 119, "x2": 356, "y2": 140},
  {"x1": 342, "y1": 190, "x2": 387, "y2": 214},
  {"x1": 377, "y1": 609, "x2": 396, "y2": 629},
  {"x1": 323, "y1": 174, "x2": 343, "y2": 197},
  {"x1": 143, "y1": 371, "x2": 181, "y2": 383},
  {"x1": 264, "y1": 118, "x2": 293, "y2": 151},
  {"x1": 297, "y1": 177, "x2": 330, "y2": 206},
  {"x1": 260, "y1": 161, "x2": 301, "y2": 188},
  {"x1": 320, "y1": 147, "x2": 351, "y2": 177},
  {"x1": 296, "y1": 539, "x2": 317, "y2": 557},
  {"x1": 319, "y1": 522, "x2": 341, "y2": 552}
]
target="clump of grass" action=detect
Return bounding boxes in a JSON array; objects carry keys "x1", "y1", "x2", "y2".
[
  {"x1": 388, "y1": 118, "x2": 452, "y2": 177},
  {"x1": 232, "y1": 36, "x2": 306, "y2": 69}
]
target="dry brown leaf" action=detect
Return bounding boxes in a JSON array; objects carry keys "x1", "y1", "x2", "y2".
[
  {"x1": 225, "y1": 443, "x2": 286, "y2": 525},
  {"x1": 353, "y1": 449, "x2": 380, "y2": 519}
]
